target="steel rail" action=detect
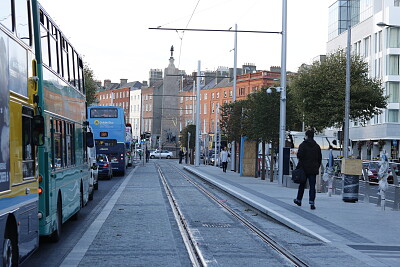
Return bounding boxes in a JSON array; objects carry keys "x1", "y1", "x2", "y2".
[
  {"x1": 156, "y1": 163, "x2": 205, "y2": 267},
  {"x1": 170, "y1": 164, "x2": 309, "y2": 267}
]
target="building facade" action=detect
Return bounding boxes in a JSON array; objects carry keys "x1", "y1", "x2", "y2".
[
  {"x1": 327, "y1": 0, "x2": 400, "y2": 160},
  {"x1": 129, "y1": 88, "x2": 141, "y2": 141},
  {"x1": 178, "y1": 68, "x2": 281, "y2": 152}
]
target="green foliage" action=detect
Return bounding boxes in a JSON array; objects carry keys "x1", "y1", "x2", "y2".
[
  {"x1": 290, "y1": 49, "x2": 387, "y2": 132},
  {"x1": 180, "y1": 124, "x2": 196, "y2": 149},
  {"x1": 220, "y1": 100, "x2": 247, "y2": 142},
  {"x1": 84, "y1": 64, "x2": 98, "y2": 105}
]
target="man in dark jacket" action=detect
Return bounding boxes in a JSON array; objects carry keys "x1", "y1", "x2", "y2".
[{"x1": 294, "y1": 130, "x2": 322, "y2": 210}]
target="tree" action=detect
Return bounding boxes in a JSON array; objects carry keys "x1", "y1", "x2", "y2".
[
  {"x1": 220, "y1": 100, "x2": 247, "y2": 143},
  {"x1": 290, "y1": 49, "x2": 387, "y2": 132},
  {"x1": 84, "y1": 64, "x2": 98, "y2": 106}
]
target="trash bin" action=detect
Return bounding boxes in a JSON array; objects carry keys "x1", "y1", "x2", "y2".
[
  {"x1": 342, "y1": 174, "x2": 359, "y2": 202},
  {"x1": 341, "y1": 159, "x2": 362, "y2": 203}
]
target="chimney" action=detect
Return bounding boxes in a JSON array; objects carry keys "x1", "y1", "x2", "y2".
[
  {"x1": 120, "y1": 79, "x2": 128, "y2": 85},
  {"x1": 104, "y1": 79, "x2": 111, "y2": 88}
]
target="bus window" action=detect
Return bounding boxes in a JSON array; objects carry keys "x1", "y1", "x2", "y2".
[
  {"x1": 95, "y1": 139, "x2": 117, "y2": 147},
  {"x1": 90, "y1": 108, "x2": 118, "y2": 118},
  {"x1": 0, "y1": 0, "x2": 12, "y2": 31},
  {"x1": 15, "y1": 0, "x2": 31, "y2": 46},
  {"x1": 22, "y1": 109, "x2": 34, "y2": 178},
  {"x1": 40, "y1": 22, "x2": 49, "y2": 66}
]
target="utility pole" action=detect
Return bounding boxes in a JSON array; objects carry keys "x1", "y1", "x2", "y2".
[
  {"x1": 231, "y1": 23, "x2": 238, "y2": 172},
  {"x1": 195, "y1": 61, "x2": 201, "y2": 166}
]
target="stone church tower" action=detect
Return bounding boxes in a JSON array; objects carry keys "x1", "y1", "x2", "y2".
[{"x1": 160, "y1": 46, "x2": 180, "y2": 153}]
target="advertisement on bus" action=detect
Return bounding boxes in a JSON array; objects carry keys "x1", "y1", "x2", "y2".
[{"x1": 0, "y1": 32, "x2": 10, "y2": 192}]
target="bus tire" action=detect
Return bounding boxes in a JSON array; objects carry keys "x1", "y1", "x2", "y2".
[
  {"x1": 3, "y1": 221, "x2": 18, "y2": 267},
  {"x1": 50, "y1": 196, "x2": 62, "y2": 242}
]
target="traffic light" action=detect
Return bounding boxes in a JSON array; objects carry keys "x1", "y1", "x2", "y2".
[{"x1": 145, "y1": 132, "x2": 151, "y2": 141}]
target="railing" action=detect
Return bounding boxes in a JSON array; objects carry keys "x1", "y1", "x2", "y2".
[{"x1": 320, "y1": 168, "x2": 400, "y2": 211}]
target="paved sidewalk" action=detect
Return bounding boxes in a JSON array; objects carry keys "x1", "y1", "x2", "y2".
[{"x1": 184, "y1": 164, "x2": 400, "y2": 267}]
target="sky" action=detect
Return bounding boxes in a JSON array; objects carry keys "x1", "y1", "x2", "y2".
[{"x1": 38, "y1": 0, "x2": 335, "y2": 85}]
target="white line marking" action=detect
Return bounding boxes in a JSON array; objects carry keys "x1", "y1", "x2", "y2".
[{"x1": 60, "y1": 167, "x2": 137, "y2": 267}]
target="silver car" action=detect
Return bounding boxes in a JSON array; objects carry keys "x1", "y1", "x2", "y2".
[{"x1": 150, "y1": 150, "x2": 173, "y2": 159}]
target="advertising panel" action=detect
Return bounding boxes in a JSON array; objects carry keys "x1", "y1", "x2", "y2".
[{"x1": 0, "y1": 31, "x2": 10, "y2": 192}]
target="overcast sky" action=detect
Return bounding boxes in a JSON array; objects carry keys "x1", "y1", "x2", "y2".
[{"x1": 38, "y1": 0, "x2": 335, "y2": 84}]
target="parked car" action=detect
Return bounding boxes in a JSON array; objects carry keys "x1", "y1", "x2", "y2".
[
  {"x1": 87, "y1": 146, "x2": 99, "y2": 200},
  {"x1": 96, "y1": 154, "x2": 113, "y2": 180},
  {"x1": 208, "y1": 153, "x2": 219, "y2": 166},
  {"x1": 127, "y1": 151, "x2": 132, "y2": 167},
  {"x1": 362, "y1": 161, "x2": 394, "y2": 184},
  {"x1": 150, "y1": 150, "x2": 173, "y2": 159}
]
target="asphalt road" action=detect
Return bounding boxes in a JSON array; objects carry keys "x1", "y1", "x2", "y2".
[{"x1": 21, "y1": 167, "x2": 132, "y2": 267}]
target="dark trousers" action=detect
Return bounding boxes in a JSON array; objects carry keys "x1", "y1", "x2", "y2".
[
  {"x1": 222, "y1": 161, "x2": 228, "y2": 172},
  {"x1": 296, "y1": 174, "x2": 316, "y2": 204}
]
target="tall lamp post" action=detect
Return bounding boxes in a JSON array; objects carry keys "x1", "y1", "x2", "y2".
[
  {"x1": 275, "y1": 0, "x2": 287, "y2": 185},
  {"x1": 343, "y1": 0, "x2": 351, "y2": 159}
]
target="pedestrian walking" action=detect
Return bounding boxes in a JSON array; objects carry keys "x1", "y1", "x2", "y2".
[
  {"x1": 293, "y1": 130, "x2": 322, "y2": 210},
  {"x1": 145, "y1": 149, "x2": 150, "y2": 163},
  {"x1": 220, "y1": 147, "x2": 229, "y2": 173},
  {"x1": 178, "y1": 149, "x2": 184, "y2": 164}
]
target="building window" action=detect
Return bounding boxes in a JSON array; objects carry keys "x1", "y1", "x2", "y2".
[
  {"x1": 388, "y1": 82, "x2": 400, "y2": 102},
  {"x1": 230, "y1": 90, "x2": 232, "y2": 97},
  {"x1": 375, "y1": 31, "x2": 382, "y2": 53},
  {"x1": 149, "y1": 104, "x2": 152, "y2": 111},
  {"x1": 387, "y1": 55, "x2": 400, "y2": 75},
  {"x1": 189, "y1": 105, "x2": 192, "y2": 114},
  {"x1": 212, "y1": 93, "x2": 215, "y2": 99},
  {"x1": 204, "y1": 104, "x2": 207, "y2": 114},
  {"x1": 374, "y1": 114, "x2": 381, "y2": 124},
  {"x1": 375, "y1": 58, "x2": 382, "y2": 77},
  {"x1": 364, "y1": 36, "x2": 370, "y2": 57},
  {"x1": 205, "y1": 93, "x2": 208, "y2": 100},
  {"x1": 395, "y1": 0, "x2": 400, "y2": 7},
  {"x1": 180, "y1": 107, "x2": 183, "y2": 116},
  {"x1": 224, "y1": 91, "x2": 227, "y2": 98},
  {"x1": 388, "y1": 27, "x2": 400, "y2": 48},
  {"x1": 185, "y1": 105, "x2": 188, "y2": 114},
  {"x1": 212, "y1": 103, "x2": 214, "y2": 113},
  {"x1": 180, "y1": 96, "x2": 183, "y2": 103},
  {"x1": 216, "y1": 92, "x2": 219, "y2": 98},
  {"x1": 388, "y1": 109, "x2": 399, "y2": 123}
]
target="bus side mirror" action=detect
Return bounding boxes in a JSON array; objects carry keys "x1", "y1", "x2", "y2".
[
  {"x1": 87, "y1": 132, "x2": 94, "y2": 148},
  {"x1": 33, "y1": 115, "x2": 45, "y2": 146},
  {"x1": 332, "y1": 140, "x2": 337, "y2": 146}
]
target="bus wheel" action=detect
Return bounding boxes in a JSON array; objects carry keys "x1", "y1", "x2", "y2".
[
  {"x1": 50, "y1": 197, "x2": 62, "y2": 242},
  {"x1": 3, "y1": 225, "x2": 18, "y2": 267}
]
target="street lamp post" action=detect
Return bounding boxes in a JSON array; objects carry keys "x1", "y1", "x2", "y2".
[
  {"x1": 343, "y1": 0, "x2": 351, "y2": 159},
  {"x1": 195, "y1": 61, "x2": 201, "y2": 166},
  {"x1": 278, "y1": 0, "x2": 287, "y2": 185}
]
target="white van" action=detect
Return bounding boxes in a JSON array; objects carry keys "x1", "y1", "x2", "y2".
[{"x1": 87, "y1": 126, "x2": 99, "y2": 200}]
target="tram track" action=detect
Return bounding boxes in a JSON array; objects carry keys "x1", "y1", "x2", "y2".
[
  {"x1": 156, "y1": 162, "x2": 309, "y2": 267},
  {"x1": 156, "y1": 163, "x2": 206, "y2": 267}
]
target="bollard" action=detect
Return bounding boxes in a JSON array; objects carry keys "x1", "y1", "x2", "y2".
[
  {"x1": 393, "y1": 186, "x2": 400, "y2": 211},
  {"x1": 362, "y1": 168, "x2": 370, "y2": 203}
]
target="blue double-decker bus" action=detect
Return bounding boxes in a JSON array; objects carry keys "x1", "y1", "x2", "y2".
[{"x1": 88, "y1": 106, "x2": 127, "y2": 175}]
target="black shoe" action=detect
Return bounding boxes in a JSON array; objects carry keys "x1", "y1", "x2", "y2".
[
  {"x1": 310, "y1": 205, "x2": 316, "y2": 210},
  {"x1": 293, "y1": 199, "x2": 301, "y2": 206}
]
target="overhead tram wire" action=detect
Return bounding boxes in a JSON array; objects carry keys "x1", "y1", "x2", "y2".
[
  {"x1": 177, "y1": 0, "x2": 202, "y2": 68},
  {"x1": 149, "y1": 27, "x2": 282, "y2": 35}
]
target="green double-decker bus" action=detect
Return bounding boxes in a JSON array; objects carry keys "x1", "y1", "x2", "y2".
[{"x1": 32, "y1": 1, "x2": 91, "y2": 241}]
